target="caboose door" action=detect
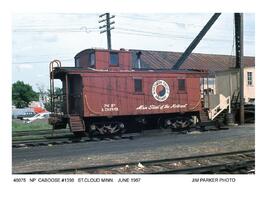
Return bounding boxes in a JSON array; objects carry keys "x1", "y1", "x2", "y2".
[{"x1": 68, "y1": 75, "x2": 83, "y2": 115}]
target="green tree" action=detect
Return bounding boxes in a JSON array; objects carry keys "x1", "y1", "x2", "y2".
[
  {"x1": 44, "y1": 87, "x2": 63, "y2": 112},
  {"x1": 12, "y1": 81, "x2": 39, "y2": 108}
]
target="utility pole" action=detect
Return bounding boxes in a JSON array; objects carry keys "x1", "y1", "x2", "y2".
[
  {"x1": 99, "y1": 13, "x2": 115, "y2": 50},
  {"x1": 235, "y1": 13, "x2": 244, "y2": 124}
]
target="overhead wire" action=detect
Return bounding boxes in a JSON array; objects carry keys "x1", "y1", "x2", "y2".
[
  {"x1": 12, "y1": 14, "x2": 254, "y2": 66},
  {"x1": 13, "y1": 27, "x2": 99, "y2": 33},
  {"x1": 12, "y1": 18, "x2": 254, "y2": 43},
  {"x1": 117, "y1": 14, "x2": 206, "y2": 27},
  {"x1": 117, "y1": 14, "x2": 255, "y2": 33},
  {"x1": 12, "y1": 59, "x2": 73, "y2": 64},
  {"x1": 115, "y1": 28, "x2": 236, "y2": 42}
]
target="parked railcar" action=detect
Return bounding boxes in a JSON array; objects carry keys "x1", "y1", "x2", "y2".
[{"x1": 49, "y1": 48, "x2": 207, "y2": 136}]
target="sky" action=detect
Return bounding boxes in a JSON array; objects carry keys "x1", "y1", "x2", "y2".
[{"x1": 12, "y1": 13, "x2": 255, "y2": 91}]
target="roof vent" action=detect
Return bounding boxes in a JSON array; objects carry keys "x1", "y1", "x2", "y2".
[{"x1": 136, "y1": 51, "x2": 142, "y2": 69}]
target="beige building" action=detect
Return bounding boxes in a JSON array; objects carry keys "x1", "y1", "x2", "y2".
[
  {"x1": 243, "y1": 67, "x2": 255, "y2": 103},
  {"x1": 214, "y1": 67, "x2": 255, "y2": 103}
]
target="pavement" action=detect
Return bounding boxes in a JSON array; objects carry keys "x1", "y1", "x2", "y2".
[{"x1": 12, "y1": 124, "x2": 255, "y2": 173}]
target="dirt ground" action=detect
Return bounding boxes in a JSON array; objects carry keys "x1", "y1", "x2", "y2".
[{"x1": 12, "y1": 124, "x2": 255, "y2": 173}]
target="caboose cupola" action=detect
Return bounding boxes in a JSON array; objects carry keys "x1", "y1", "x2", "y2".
[{"x1": 74, "y1": 48, "x2": 131, "y2": 71}]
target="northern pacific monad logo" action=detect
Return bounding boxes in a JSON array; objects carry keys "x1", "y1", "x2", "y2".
[{"x1": 152, "y1": 80, "x2": 170, "y2": 102}]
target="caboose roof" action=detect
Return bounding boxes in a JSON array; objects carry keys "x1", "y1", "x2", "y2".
[
  {"x1": 53, "y1": 67, "x2": 206, "y2": 73},
  {"x1": 73, "y1": 48, "x2": 255, "y2": 75}
]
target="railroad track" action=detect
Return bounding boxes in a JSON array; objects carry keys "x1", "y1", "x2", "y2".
[
  {"x1": 12, "y1": 129, "x2": 69, "y2": 137},
  {"x1": 13, "y1": 129, "x2": 73, "y2": 148},
  {"x1": 12, "y1": 136, "x2": 135, "y2": 148},
  {"x1": 12, "y1": 126, "x2": 229, "y2": 149},
  {"x1": 17, "y1": 149, "x2": 255, "y2": 174},
  {"x1": 12, "y1": 131, "x2": 135, "y2": 148},
  {"x1": 12, "y1": 127, "x2": 196, "y2": 148}
]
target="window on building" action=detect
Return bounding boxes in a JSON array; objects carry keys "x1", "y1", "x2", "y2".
[
  {"x1": 247, "y1": 72, "x2": 253, "y2": 86},
  {"x1": 178, "y1": 79, "x2": 186, "y2": 91},
  {"x1": 88, "y1": 52, "x2": 95, "y2": 66},
  {"x1": 110, "y1": 52, "x2": 119, "y2": 66},
  {"x1": 134, "y1": 79, "x2": 142, "y2": 92},
  {"x1": 75, "y1": 57, "x2": 80, "y2": 67}
]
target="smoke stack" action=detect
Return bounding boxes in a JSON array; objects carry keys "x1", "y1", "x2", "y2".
[{"x1": 136, "y1": 51, "x2": 142, "y2": 69}]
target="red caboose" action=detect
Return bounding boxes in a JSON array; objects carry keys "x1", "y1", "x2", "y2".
[{"x1": 49, "y1": 48, "x2": 206, "y2": 136}]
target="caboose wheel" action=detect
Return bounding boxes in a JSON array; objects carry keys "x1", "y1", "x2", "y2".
[
  {"x1": 88, "y1": 122, "x2": 125, "y2": 137},
  {"x1": 169, "y1": 117, "x2": 192, "y2": 132}
]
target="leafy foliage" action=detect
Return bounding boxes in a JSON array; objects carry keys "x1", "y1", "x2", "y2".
[
  {"x1": 12, "y1": 81, "x2": 39, "y2": 108},
  {"x1": 44, "y1": 87, "x2": 63, "y2": 112}
]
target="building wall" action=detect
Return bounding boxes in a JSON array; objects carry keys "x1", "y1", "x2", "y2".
[
  {"x1": 215, "y1": 70, "x2": 239, "y2": 98},
  {"x1": 213, "y1": 67, "x2": 255, "y2": 103},
  {"x1": 244, "y1": 67, "x2": 255, "y2": 103}
]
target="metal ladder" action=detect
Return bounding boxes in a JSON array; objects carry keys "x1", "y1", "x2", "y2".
[{"x1": 49, "y1": 60, "x2": 61, "y2": 113}]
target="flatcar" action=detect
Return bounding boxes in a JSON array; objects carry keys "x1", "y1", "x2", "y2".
[{"x1": 49, "y1": 48, "x2": 207, "y2": 136}]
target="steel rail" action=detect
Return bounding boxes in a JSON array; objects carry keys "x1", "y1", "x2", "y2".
[
  {"x1": 13, "y1": 129, "x2": 69, "y2": 137},
  {"x1": 152, "y1": 160, "x2": 255, "y2": 174},
  {"x1": 12, "y1": 135, "x2": 82, "y2": 148},
  {"x1": 12, "y1": 133, "x2": 135, "y2": 148},
  {"x1": 12, "y1": 125, "x2": 231, "y2": 147},
  {"x1": 16, "y1": 149, "x2": 255, "y2": 174}
]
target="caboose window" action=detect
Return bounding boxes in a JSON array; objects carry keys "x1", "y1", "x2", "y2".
[
  {"x1": 88, "y1": 52, "x2": 95, "y2": 66},
  {"x1": 134, "y1": 79, "x2": 142, "y2": 92},
  {"x1": 110, "y1": 52, "x2": 119, "y2": 66},
  {"x1": 178, "y1": 79, "x2": 186, "y2": 91}
]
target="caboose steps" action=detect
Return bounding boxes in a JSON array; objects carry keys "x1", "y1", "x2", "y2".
[{"x1": 69, "y1": 115, "x2": 85, "y2": 132}]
